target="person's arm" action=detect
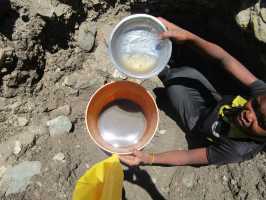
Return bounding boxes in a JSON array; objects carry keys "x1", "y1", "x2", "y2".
[
  {"x1": 119, "y1": 148, "x2": 208, "y2": 166},
  {"x1": 158, "y1": 17, "x2": 257, "y2": 87}
]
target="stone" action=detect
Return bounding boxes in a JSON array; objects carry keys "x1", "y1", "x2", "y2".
[
  {"x1": 53, "y1": 152, "x2": 65, "y2": 162},
  {"x1": 93, "y1": 42, "x2": 113, "y2": 74},
  {"x1": 250, "y1": 2, "x2": 266, "y2": 43},
  {"x1": 49, "y1": 104, "x2": 71, "y2": 118},
  {"x1": 31, "y1": 0, "x2": 56, "y2": 18},
  {"x1": 0, "y1": 47, "x2": 15, "y2": 68},
  {"x1": 46, "y1": 115, "x2": 72, "y2": 136},
  {"x1": 0, "y1": 143, "x2": 15, "y2": 166},
  {"x1": 235, "y1": 8, "x2": 251, "y2": 29},
  {"x1": 158, "y1": 129, "x2": 167, "y2": 135},
  {"x1": 260, "y1": 7, "x2": 266, "y2": 22},
  {"x1": 99, "y1": 24, "x2": 114, "y2": 43},
  {"x1": 0, "y1": 48, "x2": 4, "y2": 66},
  {"x1": 76, "y1": 75, "x2": 96, "y2": 89},
  {"x1": 16, "y1": 117, "x2": 29, "y2": 127},
  {"x1": 31, "y1": 0, "x2": 73, "y2": 20},
  {"x1": 0, "y1": 130, "x2": 37, "y2": 165},
  {"x1": 63, "y1": 72, "x2": 97, "y2": 89},
  {"x1": 77, "y1": 21, "x2": 97, "y2": 51},
  {"x1": 63, "y1": 86, "x2": 79, "y2": 96},
  {"x1": 0, "y1": 97, "x2": 7, "y2": 111},
  {"x1": 54, "y1": 3, "x2": 73, "y2": 19},
  {"x1": 63, "y1": 73, "x2": 78, "y2": 88},
  {"x1": 2, "y1": 86, "x2": 17, "y2": 98},
  {"x1": 182, "y1": 173, "x2": 195, "y2": 188},
  {"x1": 28, "y1": 125, "x2": 49, "y2": 136},
  {"x1": 112, "y1": 69, "x2": 127, "y2": 79},
  {"x1": 0, "y1": 161, "x2": 41, "y2": 195},
  {"x1": 88, "y1": 0, "x2": 100, "y2": 5},
  {"x1": 13, "y1": 141, "x2": 22, "y2": 155},
  {"x1": 251, "y1": 13, "x2": 266, "y2": 42},
  {"x1": 0, "y1": 166, "x2": 8, "y2": 179},
  {"x1": 8, "y1": 101, "x2": 22, "y2": 113}
]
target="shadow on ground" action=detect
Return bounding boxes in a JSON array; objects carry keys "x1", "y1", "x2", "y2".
[{"x1": 123, "y1": 167, "x2": 166, "y2": 200}]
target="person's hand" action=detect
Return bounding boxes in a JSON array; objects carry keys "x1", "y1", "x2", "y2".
[
  {"x1": 157, "y1": 17, "x2": 193, "y2": 44},
  {"x1": 119, "y1": 149, "x2": 152, "y2": 166}
]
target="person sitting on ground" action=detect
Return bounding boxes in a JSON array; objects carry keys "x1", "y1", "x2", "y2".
[{"x1": 119, "y1": 17, "x2": 266, "y2": 166}]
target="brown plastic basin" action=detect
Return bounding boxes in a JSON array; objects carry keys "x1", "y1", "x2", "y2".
[{"x1": 85, "y1": 81, "x2": 159, "y2": 154}]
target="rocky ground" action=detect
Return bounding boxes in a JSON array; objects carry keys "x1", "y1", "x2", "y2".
[{"x1": 0, "y1": 0, "x2": 266, "y2": 200}]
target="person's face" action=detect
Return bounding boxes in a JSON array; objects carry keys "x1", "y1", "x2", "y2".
[{"x1": 234, "y1": 96, "x2": 266, "y2": 137}]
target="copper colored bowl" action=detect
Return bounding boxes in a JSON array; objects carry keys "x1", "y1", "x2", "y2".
[{"x1": 85, "y1": 81, "x2": 159, "y2": 154}]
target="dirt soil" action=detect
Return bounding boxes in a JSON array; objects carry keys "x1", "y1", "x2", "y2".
[{"x1": 0, "y1": 0, "x2": 266, "y2": 200}]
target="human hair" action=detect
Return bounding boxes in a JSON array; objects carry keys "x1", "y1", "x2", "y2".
[{"x1": 258, "y1": 95, "x2": 266, "y2": 134}]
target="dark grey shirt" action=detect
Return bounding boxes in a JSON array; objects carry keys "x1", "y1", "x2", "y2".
[{"x1": 206, "y1": 80, "x2": 266, "y2": 165}]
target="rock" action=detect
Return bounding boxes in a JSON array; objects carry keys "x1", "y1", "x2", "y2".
[
  {"x1": 0, "y1": 143, "x2": 14, "y2": 166},
  {"x1": 8, "y1": 115, "x2": 28, "y2": 127},
  {"x1": 0, "y1": 48, "x2": 4, "y2": 66},
  {"x1": 30, "y1": 0, "x2": 56, "y2": 18},
  {"x1": 92, "y1": 42, "x2": 113, "y2": 74},
  {"x1": 260, "y1": 7, "x2": 266, "y2": 22},
  {"x1": 0, "y1": 130, "x2": 37, "y2": 165},
  {"x1": 238, "y1": 190, "x2": 248, "y2": 200},
  {"x1": 87, "y1": 0, "x2": 100, "y2": 5},
  {"x1": 235, "y1": 8, "x2": 251, "y2": 29},
  {"x1": 251, "y1": 13, "x2": 266, "y2": 43},
  {"x1": 222, "y1": 175, "x2": 228, "y2": 185},
  {"x1": 2, "y1": 84, "x2": 17, "y2": 98},
  {"x1": 46, "y1": 98, "x2": 58, "y2": 112},
  {"x1": 13, "y1": 141, "x2": 22, "y2": 155},
  {"x1": 0, "y1": 47, "x2": 15, "y2": 70},
  {"x1": 53, "y1": 152, "x2": 65, "y2": 162},
  {"x1": 77, "y1": 77, "x2": 95, "y2": 89},
  {"x1": 250, "y1": 2, "x2": 266, "y2": 43},
  {"x1": 64, "y1": 53, "x2": 85, "y2": 71},
  {"x1": 31, "y1": 0, "x2": 73, "y2": 20},
  {"x1": 63, "y1": 72, "x2": 97, "y2": 89},
  {"x1": 0, "y1": 161, "x2": 41, "y2": 195},
  {"x1": 8, "y1": 101, "x2": 22, "y2": 113},
  {"x1": 77, "y1": 21, "x2": 97, "y2": 51},
  {"x1": 63, "y1": 86, "x2": 79, "y2": 96},
  {"x1": 182, "y1": 173, "x2": 195, "y2": 188},
  {"x1": 63, "y1": 73, "x2": 78, "y2": 88},
  {"x1": 16, "y1": 116, "x2": 29, "y2": 127},
  {"x1": 241, "y1": 1, "x2": 266, "y2": 43},
  {"x1": 112, "y1": 69, "x2": 127, "y2": 79},
  {"x1": 158, "y1": 129, "x2": 167, "y2": 135},
  {"x1": 54, "y1": 3, "x2": 73, "y2": 19},
  {"x1": 28, "y1": 125, "x2": 49, "y2": 136},
  {"x1": 0, "y1": 166, "x2": 8, "y2": 179},
  {"x1": 46, "y1": 115, "x2": 72, "y2": 136},
  {"x1": 49, "y1": 104, "x2": 71, "y2": 118},
  {"x1": 0, "y1": 97, "x2": 7, "y2": 111}
]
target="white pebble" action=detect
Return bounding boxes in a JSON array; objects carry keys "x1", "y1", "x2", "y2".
[
  {"x1": 0, "y1": 166, "x2": 8, "y2": 178},
  {"x1": 13, "y1": 141, "x2": 22, "y2": 155},
  {"x1": 17, "y1": 117, "x2": 29, "y2": 127},
  {"x1": 53, "y1": 153, "x2": 65, "y2": 162},
  {"x1": 158, "y1": 129, "x2": 167, "y2": 135}
]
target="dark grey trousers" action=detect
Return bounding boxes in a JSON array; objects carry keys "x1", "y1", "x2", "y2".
[{"x1": 160, "y1": 66, "x2": 222, "y2": 132}]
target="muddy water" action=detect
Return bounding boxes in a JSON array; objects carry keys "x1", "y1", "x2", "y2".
[
  {"x1": 121, "y1": 53, "x2": 157, "y2": 73},
  {"x1": 98, "y1": 99, "x2": 146, "y2": 148}
]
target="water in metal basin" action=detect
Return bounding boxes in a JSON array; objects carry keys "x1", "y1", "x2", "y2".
[
  {"x1": 121, "y1": 53, "x2": 157, "y2": 73},
  {"x1": 98, "y1": 99, "x2": 146, "y2": 148},
  {"x1": 118, "y1": 27, "x2": 161, "y2": 73}
]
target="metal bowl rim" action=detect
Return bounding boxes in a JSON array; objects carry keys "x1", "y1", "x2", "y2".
[{"x1": 108, "y1": 14, "x2": 172, "y2": 79}]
